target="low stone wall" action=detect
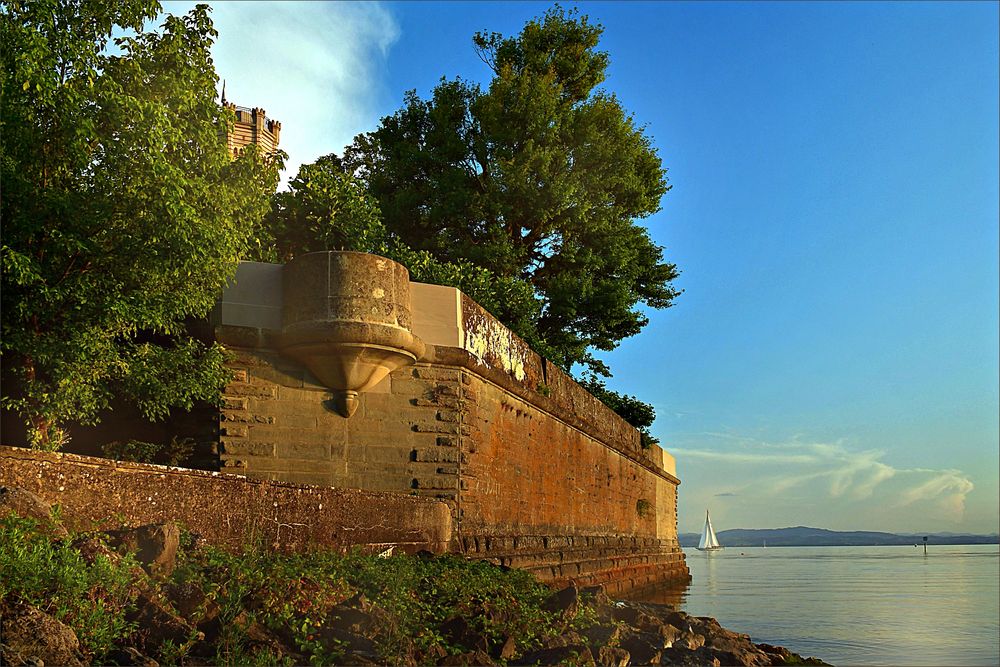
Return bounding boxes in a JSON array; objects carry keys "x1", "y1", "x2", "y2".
[{"x1": 0, "y1": 446, "x2": 452, "y2": 554}]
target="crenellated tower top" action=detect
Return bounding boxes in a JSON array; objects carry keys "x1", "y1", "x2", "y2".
[{"x1": 221, "y1": 87, "x2": 281, "y2": 157}]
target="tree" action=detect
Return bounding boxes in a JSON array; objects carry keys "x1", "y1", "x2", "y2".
[
  {"x1": 0, "y1": 1, "x2": 282, "y2": 449},
  {"x1": 257, "y1": 157, "x2": 542, "y2": 346},
  {"x1": 342, "y1": 6, "x2": 680, "y2": 376}
]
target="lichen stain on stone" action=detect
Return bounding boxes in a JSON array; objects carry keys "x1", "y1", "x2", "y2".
[
  {"x1": 372, "y1": 287, "x2": 385, "y2": 299},
  {"x1": 463, "y1": 308, "x2": 529, "y2": 382}
]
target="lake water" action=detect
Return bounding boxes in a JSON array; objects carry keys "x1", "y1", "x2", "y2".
[{"x1": 628, "y1": 544, "x2": 1000, "y2": 666}]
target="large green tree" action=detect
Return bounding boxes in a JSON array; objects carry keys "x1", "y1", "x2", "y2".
[
  {"x1": 342, "y1": 6, "x2": 680, "y2": 375},
  {"x1": 0, "y1": 1, "x2": 282, "y2": 449}
]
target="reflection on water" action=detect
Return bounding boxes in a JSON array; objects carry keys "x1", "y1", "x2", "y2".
[
  {"x1": 625, "y1": 545, "x2": 1000, "y2": 667},
  {"x1": 620, "y1": 576, "x2": 689, "y2": 607}
]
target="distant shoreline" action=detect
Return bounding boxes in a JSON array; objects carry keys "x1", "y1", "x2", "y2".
[{"x1": 679, "y1": 526, "x2": 1000, "y2": 548}]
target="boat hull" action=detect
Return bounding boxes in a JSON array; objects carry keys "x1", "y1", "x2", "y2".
[{"x1": 696, "y1": 546, "x2": 724, "y2": 552}]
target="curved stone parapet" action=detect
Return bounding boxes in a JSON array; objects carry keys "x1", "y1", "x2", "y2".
[{"x1": 278, "y1": 251, "x2": 425, "y2": 416}]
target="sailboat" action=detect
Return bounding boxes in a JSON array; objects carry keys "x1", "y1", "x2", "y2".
[{"x1": 696, "y1": 510, "x2": 724, "y2": 551}]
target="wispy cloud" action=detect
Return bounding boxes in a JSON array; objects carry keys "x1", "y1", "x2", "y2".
[
  {"x1": 676, "y1": 435, "x2": 977, "y2": 531},
  {"x1": 163, "y1": 1, "x2": 400, "y2": 184}
]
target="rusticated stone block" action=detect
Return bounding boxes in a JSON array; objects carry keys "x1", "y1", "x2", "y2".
[
  {"x1": 226, "y1": 383, "x2": 276, "y2": 398},
  {"x1": 413, "y1": 475, "x2": 458, "y2": 490},
  {"x1": 436, "y1": 410, "x2": 459, "y2": 423},
  {"x1": 222, "y1": 396, "x2": 249, "y2": 411},
  {"x1": 220, "y1": 412, "x2": 274, "y2": 424},
  {"x1": 412, "y1": 422, "x2": 459, "y2": 435},
  {"x1": 413, "y1": 448, "x2": 459, "y2": 463},
  {"x1": 219, "y1": 424, "x2": 248, "y2": 438}
]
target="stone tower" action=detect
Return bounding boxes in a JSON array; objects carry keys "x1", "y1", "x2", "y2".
[{"x1": 222, "y1": 88, "x2": 281, "y2": 157}]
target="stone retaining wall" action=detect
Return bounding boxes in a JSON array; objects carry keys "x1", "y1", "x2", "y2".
[
  {"x1": 0, "y1": 446, "x2": 452, "y2": 554},
  {"x1": 203, "y1": 253, "x2": 688, "y2": 591}
]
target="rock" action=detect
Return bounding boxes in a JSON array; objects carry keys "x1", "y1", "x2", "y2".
[
  {"x1": 0, "y1": 487, "x2": 68, "y2": 538},
  {"x1": 542, "y1": 583, "x2": 580, "y2": 622},
  {"x1": 128, "y1": 589, "x2": 203, "y2": 654},
  {"x1": 327, "y1": 604, "x2": 376, "y2": 635},
  {"x1": 664, "y1": 611, "x2": 691, "y2": 632},
  {"x1": 107, "y1": 646, "x2": 159, "y2": 667},
  {"x1": 0, "y1": 601, "x2": 84, "y2": 667},
  {"x1": 315, "y1": 627, "x2": 378, "y2": 656},
  {"x1": 658, "y1": 623, "x2": 684, "y2": 648},
  {"x1": 755, "y1": 644, "x2": 831, "y2": 666},
  {"x1": 164, "y1": 581, "x2": 220, "y2": 626},
  {"x1": 710, "y1": 648, "x2": 772, "y2": 667},
  {"x1": 619, "y1": 632, "x2": 662, "y2": 665},
  {"x1": 497, "y1": 635, "x2": 518, "y2": 661},
  {"x1": 610, "y1": 604, "x2": 643, "y2": 626},
  {"x1": 340, "y1": 591, "x2": 372, "y2": 611},
  {"x1": 516, "y1": 644, "x2": 595, "y2": 666},
  {"x1": 103, "y1": 523, "x2": 180, "y2": 576},
  {"x1": 441, "y1": 615, "x2": 489, "y2": 653},
  {"x1": 596, "y1": 645, "x2": 631, "y2": 667},
  {"x1": 661, "y1": 645, "x2": 721, "y2": 666},
  {"x1": 688, "y1": 615, "x2": 725, "y2": 638},
  {"x1": 582, "y1": 623, "x2": 622, "y2": 651},
  {"x1": 420, "y1": 643, "x2": 449, "y2": 662},
  {"x1": 340, "y1": 650, "x2": 385, "y2": 666},
  {"x1": 676, "y1": 631, "x2": 705, "y2": 650},
  {"x1": 543, "y1": 631, "x2": 585, "y2": 649},
  {"x1": 438, "y1": 649, "x2": 496, "y2": 666},
  {"x1": 72, "y1": 535, "x2": 123, "y2": 564}
]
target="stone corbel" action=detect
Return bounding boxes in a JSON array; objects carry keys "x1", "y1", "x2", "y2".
[{"x1": 278, "y1": 251, "x2": 425, "y2": 417}]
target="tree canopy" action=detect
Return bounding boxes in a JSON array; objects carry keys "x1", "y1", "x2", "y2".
[
  {"x1": 0, "y1": 1, "x2": 282, "y2": 449},
  {"x1": 256, "y1": 156, "x2": 542, "y2": 347},
  {"x1": 341, "y1": 6, "x2": 680, "y2": 375}
]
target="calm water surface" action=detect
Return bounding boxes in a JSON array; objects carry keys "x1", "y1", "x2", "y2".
[{"x1": 631, "y1": 545, "x2": 999, "y2": 666}]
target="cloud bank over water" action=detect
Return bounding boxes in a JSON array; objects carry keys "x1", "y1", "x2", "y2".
[
  {"x1": 675, "y1": 437, "x2": 977, "y2": 533},
  {"x1": 162, "y1": 1, "x2": 400, "y2": 185}
]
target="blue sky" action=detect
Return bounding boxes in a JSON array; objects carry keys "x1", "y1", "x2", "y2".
[{"x1": 163, "y1": 1, "x2": 999, "y2": 534}]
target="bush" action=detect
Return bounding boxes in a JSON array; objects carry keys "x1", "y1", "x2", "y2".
[
  {"x1": 102, "y1": 436, "x2": 197, "y2": 466},
  {"x1": 0, "y1": 515, "x2": 140, "y2": 661}
]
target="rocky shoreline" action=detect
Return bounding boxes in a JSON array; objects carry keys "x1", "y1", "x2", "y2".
[{"x1": 1, "y1": 487, "x2": 830, "y2": 666}]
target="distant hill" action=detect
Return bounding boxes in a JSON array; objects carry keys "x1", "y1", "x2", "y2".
[{"x1": 679, "y1": 526, "x2": 1000, "y2": 548}]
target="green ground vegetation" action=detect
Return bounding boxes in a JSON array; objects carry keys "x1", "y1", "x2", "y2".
[{"x1": 0, "y1": 514, "x2": 597, "y2": 666}]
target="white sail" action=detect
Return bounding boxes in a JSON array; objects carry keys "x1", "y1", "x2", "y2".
[{"x1": 697, "y1": 510, "x2": 723, "y2": 550}]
